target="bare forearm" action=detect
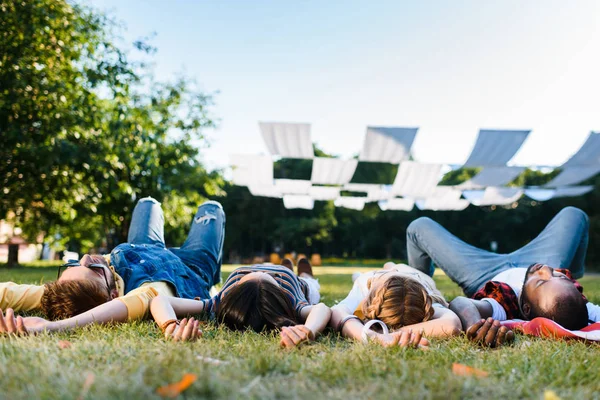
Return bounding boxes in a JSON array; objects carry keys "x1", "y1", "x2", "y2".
[
  {"x1": 449, "y1": 297, "x2": 488, "y2": 330},
  {"x1": 150, "y1": 296, "x2": 204, "y2": 327},
  {"x1": 303, "y1": 303, "x2": 331, "y2": 336},
  {"x1": 49, "y1": 299, "x2": 129, "y2": 332}
]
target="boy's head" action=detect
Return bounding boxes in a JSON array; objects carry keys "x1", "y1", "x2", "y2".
[{"x1": 519, "y1": 263, "x2": 588, "y2": 330}]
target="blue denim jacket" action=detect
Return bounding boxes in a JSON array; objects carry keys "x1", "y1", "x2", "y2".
[{"x1": 110, "y1": 243, "x2": 211, "y2": 300}]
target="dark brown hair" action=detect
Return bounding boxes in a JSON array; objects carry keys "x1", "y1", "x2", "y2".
[
  {"x1": 216, "y1": 280, "x2": 299, "y2": 332},
  {"x1": 41, "y1": 280, "x2": 111, "y2": 320},
  {"x1": 521, "y1": 287, "x2": 589, "y2": 330}
]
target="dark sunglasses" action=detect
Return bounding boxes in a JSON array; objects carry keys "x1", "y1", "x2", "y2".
[{"x1": 58, "y1": 259, "x2": 112, "y2": 297}]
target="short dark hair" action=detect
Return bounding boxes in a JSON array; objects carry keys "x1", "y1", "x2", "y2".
[
  {"x1": 41, "y1": 280, "x2": 110, "y2": 320},
  {"x1": 216, "y1": 280, "x2": 299, "y2": 332},
  {"x1": 522, "y1": 290, "x2": 589, "y2": 330}
]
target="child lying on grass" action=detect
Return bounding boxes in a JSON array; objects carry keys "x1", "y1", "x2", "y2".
[{"x1": 330, "y1": 262, "x2": 464, "y2": 348}]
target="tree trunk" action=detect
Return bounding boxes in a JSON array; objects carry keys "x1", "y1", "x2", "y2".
[{"x1": 6, "y1": 244, "x2": 19, "y2": 268}]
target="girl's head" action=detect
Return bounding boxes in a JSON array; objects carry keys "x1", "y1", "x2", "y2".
[
  {"x1": 361, "y1": 274, "x2": 435, "y2": 330},
  {"x1": 216, "y1": 272, "x2": 299, "y2": 332}
]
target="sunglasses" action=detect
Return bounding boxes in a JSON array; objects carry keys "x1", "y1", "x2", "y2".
[{"x1": 58, "y1": 259, "x2": 112, "y2": 298}]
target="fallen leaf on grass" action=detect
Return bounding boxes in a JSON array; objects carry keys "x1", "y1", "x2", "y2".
[
  {"x1": 452, "y1": 363, "x2": 489, "y2": 378},
  {"x1": 156, "y1": 373, "x2": 197, "y2": 398},
  {"x1": 544, "y1": 390, "x2": 561, "y2": 400},
  {"x1": 58, "y1": 340, "x2": 72, "y2": 349},
  {"x1": 76, "y1": 372, "x2": 95, "y2": 400},
  {"x1": 196, "y1": 355, "x2": 229, "y2": 366}
]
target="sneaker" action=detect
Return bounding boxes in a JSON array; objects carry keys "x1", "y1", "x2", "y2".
[
  {"x1": 281, "y1": 258, "x2": 294, "y2": 272},
  {"x1": 297, "y1": 257, "x2": 313, "y2": 277}
]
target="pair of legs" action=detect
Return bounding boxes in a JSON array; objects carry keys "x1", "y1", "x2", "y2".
[
  {"x1": 127, "y1": 197, "x2": 226, "y2": 287},
  {"x1": 406, "y1": 207, "x2": 589, "y2": 297},
  {"x1": 281, "y1": 257, "x2": 321, "y2": 304}
]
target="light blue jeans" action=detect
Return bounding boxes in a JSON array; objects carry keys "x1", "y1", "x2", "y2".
[
  {"x1": 128, "y1": 197, "x2": 226, "y2": 287},
  {"x1": 406, "y1": 207, "x2": 589, "y2": 297}
]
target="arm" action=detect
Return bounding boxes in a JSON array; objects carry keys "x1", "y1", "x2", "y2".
[
  {"x1": 393, "y1": 306, "x2": 462, "y2": 338},
  {"x1": 448, "y1": 296, "x2": 514, "y2": 347},
  {"x1": 279, "y1": 303, "x2": 332, "y2": 348},
  {"x1": 329, "y1": 303, "x2": 428, "y2": 348},
  {"x1": 149, "y1": 295, "x2": 204, "y2": 342}
]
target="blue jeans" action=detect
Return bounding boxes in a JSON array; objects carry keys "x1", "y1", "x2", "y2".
[
  {"x1": 128, "y1": 197, "x2": 225, "y2": 288},
  {"x1": 406, "y1": 207, "x2": 589, "y2": 297}
]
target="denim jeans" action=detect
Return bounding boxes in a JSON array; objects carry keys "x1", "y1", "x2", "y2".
[
  {"x1": 123, "y1": 197, "x2": 225, "y2": 294},
  {"x1": 406, "y1": 207, "x2": 589, "y2": 297}
]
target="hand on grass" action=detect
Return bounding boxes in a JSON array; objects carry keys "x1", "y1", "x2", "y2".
[
  {"x1": 279, "y1": 325, "x2": 315, "y2": 348},
  {"x1": 374, "y1": 329, "x2": 430, "y2": 349},
  {"x1": 0, "y1": 308, "x2": 28, "y2": 336},
  {"x1": 164, "y1": 318, "x2": 202, "y2": 342},
  {"x1": 466, "y1": 317, "x2": 514, "y2": 348}
]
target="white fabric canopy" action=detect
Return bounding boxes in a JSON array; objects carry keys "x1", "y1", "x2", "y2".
[
  {"x1": 525, "y1": 186, "x2": 594, "y2": 201},
  {"x1": 563, "y1": 132, "x2": 600, "y2": 167},
  {"x1": 310, "y1": 157, "x2": 358, "y2": 185},
  {"x1": 378, "y1": 198, "x2": 415, "y2": 211},
  {"x1": 248, "y1": 185, "x2": 281, "y2": 198},
  {"x1": 458, "y1": 167, "x2": 525, "y2": 189},
  {"x1": 283, "y1": 195, "x2": 314, "y2": 210},
  {"x1": 230, "y1": 154, "x2": 273, "y2": 187},
  {"x1": 464, "y1": 187, "x2": 523, "y2": 206},
  {"x1": 308, "y1": 186, "x2": 341, "y2": 201},
  {"x1": 543, "y1": 166, "x2": 600, "y2": 187},
  {"x1": 343, "y1": 183, "x2": 390, "y2": 201},
  {"x1": 358, "y1": 126, "x2": 418, "y2": 163},
  {"x1": 274, "y1": 179, "x2": 312, "y2": 195},
  {"x1": 390, "y1": 161, "x2": 443, "y2": 198},
  {"x1": 334, "y1": 197, "x2": 366, "y2": 211},
  {"x1": 416, "y1": 187, "x2": 469, "y2": 211},
  {"x1": 259, "y1": 122, "x2": 314, "y2": 159},
  {"x1": 463, "y1": 129, "x2": 530, "y2": 167}
]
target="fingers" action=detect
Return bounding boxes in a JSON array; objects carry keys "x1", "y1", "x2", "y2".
[
  {"x1": 296, "y1": 325, "x2": 314, "y2": 341},
  {"x1": 496, "y1": 326, "x2": 508, "y2": 347},
  {"x1": 418, "y1": 337, "x2": 430, "y2": 349},
  {"x1": 466, "y1": 320, "x2": 484, "y2": 339},
  {"x1": 397, "y1": 330, "x2": 412, "y2": 347},
  {"x1": 181, "y1": 318, "x2": 196, "y2": 341},
  {"x1": 484, "y1": 320, "x2": 501, "y2": 347},
  {"x1": 16, "y1": 316, "x2": 27, "y2": 335},
  {"x1": 474, "y1": 318, "x2": 493, "y2": 344},
  {"x1": 505, "y1": 330, "x2": 515, "y2": 343},
  {"x1": 410, "y1": 330, "x2": 424, "y2": 348},
  {"x1": 0, "y1": 309, "x2": 7, "y2": 333},
  {"x1": 5, "y1": 309, "x2": 16, "y2": 333},
  {"x1": 280, "y1": 330, "x2": 296, "y2": 348}
]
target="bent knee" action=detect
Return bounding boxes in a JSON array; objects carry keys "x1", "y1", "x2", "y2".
[
  {"x1": 407, "y1": 217, "x2": 436, "y2": 236},
  {"x1": 560, "y1": 206, "x2": 589, "y2": 226}
]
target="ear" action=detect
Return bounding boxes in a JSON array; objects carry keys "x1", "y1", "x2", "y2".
[
  {"x1": 110, "y1": 288, "x2": 119, "y2": 300},
  {"x1": 521, "y1": 302, "x2": 531, "y2": 319}
]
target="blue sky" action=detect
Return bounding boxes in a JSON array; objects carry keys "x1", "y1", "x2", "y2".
[{"x1": 89, "y1": 0, "x2": 600, "y2": 171}]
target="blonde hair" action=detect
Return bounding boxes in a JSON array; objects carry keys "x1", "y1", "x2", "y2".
[{"x1": 362, "y1": 275, "x2": 436, "y2": 330}]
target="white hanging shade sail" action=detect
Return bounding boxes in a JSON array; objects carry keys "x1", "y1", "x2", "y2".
[
  {"x1": 308, "y1": 186, "x2": 341, "y2": 201},
  {"x1": 378, "y1": 198, "x2": 415, "y2": 211},
  {"x1": 458, "y1": 167, "x2": 525, "y2": 189},
  {"x1": 463, "y1": 129, "x2": 530, "y2": 167},
  {"x1": 416, "y1": 187, "x2": 469, "y2": 211},
  {"x1": 465, "y1": 187, "x2": 523, "y2": 206},
  {"x1": 230, "y1": 154, "x2": 273, "y2": 187},
  {"x1": 343, "y1": 183, "x2": 380, "y2": 193},
  {"x1": 334, "y1": 197, "x2": 366, "y2": 211},
  {"x1": 390, "y1": 161, "x2": 443, "y2": 198},
  {"x1": 543, "y1": 166, "x2": 600, "y2": 187},
  {"x1": 310, "y1": 157, "x2": 358, "y2": 185},
  {"x1": 274, "y1": 179, "x2": 312, "y2": 195},
  {"x1": 259, "y1": 122, "x2": 314, "y2": 159},
  {"x1": 358, "y1": 126, "x2": 418, "y2": 163},
  {"x1": 525, "y1": 186, "x2": 594, "y2": 201},
  {"x1": 283, "y1": 195, "x2": 314, "y2": 210},
  {"x1": 248, "y1": 184, "x2": 282, "y2": 198},
  {"x1": 563, "y1": 132, "x2": 600, "y2": 167}
]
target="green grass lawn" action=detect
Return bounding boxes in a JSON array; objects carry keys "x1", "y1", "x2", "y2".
[{"x1": 1, "y1": 264, "x2": 600, "y2": 399}]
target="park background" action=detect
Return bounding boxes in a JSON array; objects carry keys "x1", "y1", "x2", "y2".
[
  {"x1": 2, "y1": 2, "x2": 600, "y2": 399},
  {"x1": 2, "y1": 0, "x2": 600, "y2": 268}
]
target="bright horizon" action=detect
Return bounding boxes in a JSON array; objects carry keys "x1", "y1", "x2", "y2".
[{"x1": 89, "y1": 0, "x2": 600, "y2": 172}]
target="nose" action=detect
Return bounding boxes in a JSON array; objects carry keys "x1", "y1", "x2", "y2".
[{"x1": 538, "y1": 265, "x2": 554, "y2": 279}]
